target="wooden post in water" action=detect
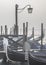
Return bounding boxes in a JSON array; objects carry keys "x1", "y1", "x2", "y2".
[
  {"x1": 40, "y1": 23, "x2": 43, "y2": 50},
  {"x1": 23, "y1": 22, "x2": 28, "y2": 51},
  {"x1": 5, "y1": 25, "x2": 8, "y2": 35},
  {"x1": 26, "y1": 22, "x2": 28, "y2": 40},
  {"x1": 14, "y1": 24, "x2": 15, "y2": 35},
  {"x1": 10, "y1": 28, "x2": 12, "y2": 35},
  {"x1": 23, "y1": 22, "x2": 29, "y2": 65},
  {"x1": 32, "y1": 27, "x2": 34, "y2": 40},
  {"x1": 23, "y1": 23, "x2": 25, "y2": 51},
  {"x1": 1, "y1": 26, "x2": 3, "y2": 35},
  {"x1": 25, "y1": 22, "x2": 30, "y2": 65}
]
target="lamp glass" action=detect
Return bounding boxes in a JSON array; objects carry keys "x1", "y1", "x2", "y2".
[{"x1": 28, "y1": 8, "x2": 33, "y2": 13}]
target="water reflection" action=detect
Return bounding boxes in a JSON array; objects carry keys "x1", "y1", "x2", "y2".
[
  {"x1": 0, "y1": 60, "x2": 27, "y2": 65},
  {"x1": 0, "y1": 61, "x2": 18, "y2": 65}
]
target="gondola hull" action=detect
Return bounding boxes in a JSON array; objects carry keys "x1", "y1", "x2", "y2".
[
  {"x1": 7, "y1": 47, "x2": 26, "y2": 62},
  {"x1": 29, "y1": 53, "x2": 46, "y2": 65},
  {"x1": 7, "y1": 46, "x2": 46, "y2": 65}
]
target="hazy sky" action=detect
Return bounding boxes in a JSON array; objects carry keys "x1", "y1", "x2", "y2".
[{"x1": 0, "y1": 0, "x2": 46, "y2": 33}]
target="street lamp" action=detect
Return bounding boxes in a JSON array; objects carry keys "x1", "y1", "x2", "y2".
[{"x1": 14, "y1": 4, "x2": 33, "y2": 36}]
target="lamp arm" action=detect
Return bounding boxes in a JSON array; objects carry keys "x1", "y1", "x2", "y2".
[{"x1": 18, "y1": 4, "x2": 31, "y2": 11}]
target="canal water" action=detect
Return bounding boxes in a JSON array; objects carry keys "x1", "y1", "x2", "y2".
[{"x1": 0, "y1": 60, "x2": 28, "y2": 65}]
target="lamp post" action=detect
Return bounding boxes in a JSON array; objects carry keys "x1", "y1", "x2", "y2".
[
  {"x1": 14, "y1": 4, "x2": 33, "y2": 36},
  {"x1": 14, "y1": 4, "x2": 18, "y2": 36}
]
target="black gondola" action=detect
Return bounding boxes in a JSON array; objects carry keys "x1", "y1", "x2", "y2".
[
  {"x1": 7, "y1": 46, "x2": 26, "y2": 62},
  {"x1": 29, "y1": 53, "x2": 46, "y2": 65},
  {"x1": 7, "y1": 46, "x2": 46, "y2": 65}
]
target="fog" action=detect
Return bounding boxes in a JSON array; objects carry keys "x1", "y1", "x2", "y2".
[{"x1": 0, "y1": 0, "x2": 46, "y2": 35}]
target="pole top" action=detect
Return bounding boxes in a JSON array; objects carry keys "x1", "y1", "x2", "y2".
[{"x1": 15, "y1": 4, "x2": 18, "y2": 8}]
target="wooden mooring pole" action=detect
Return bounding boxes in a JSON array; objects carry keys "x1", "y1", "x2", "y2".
[
  {"x1": 23, "y1": 22, "x2": 30, "y2": 65},
  {"x1": 26, "y1": 22, "x2": 28, "y2": 40},
  {"x1": 32, "y1": 27, "x2": 34, "y2": 40},
  {"x1": 23, "y1": 22, "x2": 28, "y2": 51},
  {"x1": 1, "y1": 25, "x2": 3, "y2": 35},
  {"x1": 5, "y1": 25, "x2": 8, "y2": 35},
  {"x1": 23, "y1": 23, "x2": 25, "y2": 51},
  {"x1": 40, "y1": 23, "x2": 43, "y2": 50},
  {"x1": 10, "y1": 28, "x2": 12, "y2": 35}
]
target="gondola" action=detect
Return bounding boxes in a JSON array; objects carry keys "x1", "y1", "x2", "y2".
[
  {"x1": 29, "y1": 53, "x2": 46, "y2": 65},
  {"x1": 7, "y1": 46, "x2": 26, "y2": 62},
  {"x1": 7, "y1": 46, "x2": 46, "y2": 65}
]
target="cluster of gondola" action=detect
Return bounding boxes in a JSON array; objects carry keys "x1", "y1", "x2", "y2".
[
  {"x1": 0, "y1": 23, "x2": 45, "y2": 65},
  {"x1": 0, "y1": 22, "x2": 46, "y2": 65}
]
